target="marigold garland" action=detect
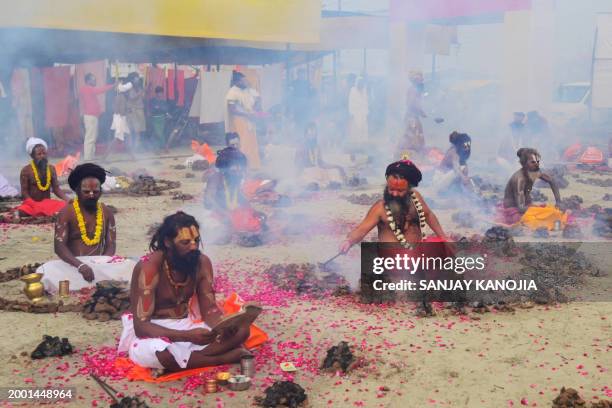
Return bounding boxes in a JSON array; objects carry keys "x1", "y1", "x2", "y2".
[
  {"x1": 73, "y1": 198, "x2": 103, "y2": 246},
  {"x1": 384, "y1": 191, "x2": 427, "y2": 249},
  {"x1": 30, "y1": 161, "x2": 51, "y2": 192}
]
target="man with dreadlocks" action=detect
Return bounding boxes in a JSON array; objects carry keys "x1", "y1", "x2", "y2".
[
  {"x1": 339, "y1": 159, "x2": 454, "y2": 315},
  {"x1": 16, "y1": 137, "x2": 68, "y2": 218},
  {"x1": 203, "y1": 146, "x2": 266, "y2": 243},
  {"x1": 500, "y1": 147, "x2": 562, "y2": 225},
  {"x1": 39, "y1": 163, "x2": 136, "y2": 292},
  {"x1": 118, "y1": 212, "x2": 261, "y2": 372},
  {"x1": 432, "y1": 131, "x2": 475, "y2": 196}
]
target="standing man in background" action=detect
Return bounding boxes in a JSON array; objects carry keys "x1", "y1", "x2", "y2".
[{"x1": 79, "y1": 73, "x2": 116, "y2": 161}]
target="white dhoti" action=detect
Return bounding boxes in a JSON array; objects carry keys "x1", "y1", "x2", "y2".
[
  {"x1": 301, "y1": 167, "x2": 343, "y2": 188},
  {"x1": 118, "y1": 313, "x2": 210, "y2": 369},
  {"x1": 38, "y1": 256, "x2": 136, "y2": 293},
  {"x1": 111, "y1": 114, "x2": 130, "y2": 141}
]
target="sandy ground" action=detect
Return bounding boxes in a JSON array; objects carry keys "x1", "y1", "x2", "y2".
[{"x1": 0, "y1": 150, "x2": 610, "y2": 408}]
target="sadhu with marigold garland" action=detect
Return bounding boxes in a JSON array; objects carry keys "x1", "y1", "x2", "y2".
[
  {"x1": 16, "y1": 137, "x2": 68, "y2": 217},
  {"x1": 39, "y1": 163, "x2": 136, "y2": 292}
]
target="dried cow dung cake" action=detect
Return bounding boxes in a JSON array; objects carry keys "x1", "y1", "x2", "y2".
[
  {"x1": 0, "y1": 263, "x2": 43, "y2": 283},
  {"x1": 560, "y1": 195, "x2": 583, "y2": 210},
  {"x1": 191, "y1": 160, "x2": 210, "y2": 171},
  {"x1": 110, "y1": 397, "x2": 150, "y2": 408},
  {"x1": 82, "y1": 281, "x2": 130, "y2": 322},
  {"x1": 552, "y1": 387, "x2": 586, "y2": 407},
  {"x1": 321, "y1": 341, "x2": 355, "y2": 372},
  {"x1": 531, "y1": 189, "x2": 548, "y2": 202},
  {"x1": 255, "y1": 381, "x2": 307, "y2": 408},
  {"x1": 484, "y1": 226, "x2": 512, "y2": 241},
  {"x1": 31, "y1": 335, "x2": 73, "y2": 359}
]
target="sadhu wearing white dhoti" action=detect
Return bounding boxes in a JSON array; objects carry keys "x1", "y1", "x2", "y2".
[
  {"x1": 118, "y1": 212, "x2": 262, "y2": 371},
  {"x1": 225, "y1": 71, "x2": 261, "y2": 170},
  {"x1": 38, "y1": 163, "x2": 136, "y2": 292}
]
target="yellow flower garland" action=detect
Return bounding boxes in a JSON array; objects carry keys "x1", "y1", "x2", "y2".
[
  {"x1": 73, "y1": 198, "x2": 103, "y2": 246},
  {"x1": 30, "y1": 161, "x2": 51, "y2": 191}
]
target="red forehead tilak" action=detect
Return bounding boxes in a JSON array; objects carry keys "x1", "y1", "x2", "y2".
[{"x1": 387, "y1": 177, "x2": 408, "y2": 189}]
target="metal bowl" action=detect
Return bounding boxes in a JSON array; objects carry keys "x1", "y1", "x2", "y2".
[{"x1": 227, "y1": 375, "x2": 251, "y2": 391}]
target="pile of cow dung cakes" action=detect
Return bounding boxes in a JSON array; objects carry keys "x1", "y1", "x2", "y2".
[
  {"x1": 531, "y1": 189, "x2": 548, "y2": 202},
  {"x1": 110, "y1": 397, "x2": 150, "y2": 408},
  {"x1": 191, "y1": 160, "x2": 210, "y2": 171},
  {"x1": 575, "y1": 177, "x2": 612, "y2": 188},
  {"x1": 343, "y1": 193, "x2": 381, "y2": 206},
  {"x1": 451, "y1": 210, "x2": 475, "y2": 228},
  {"x1": 82, "y1": 281, "x2": 130, "y2": 322},
  {"x1": 516, "y1": 244, "x2": 601, "y2": 303},
  {"x1": 255, "y1": 381, "x2": 307, "y2": 408},
  {"x1": 560, "y1": 194, "x2": 584, "y2": 210},
  {"x1": 321, "y1": 341, "x2": 355, "y2": 373},
  {"x1": 0, "y1": 263, "x2": 42, "y2": 283},
  {"x1": 263, "y1": 263, "x2": 348, "y2": 295},
  {"x1": 107, "y1": 175, "x2": 180, "y2": 196},
  {"x1": 552, "y1": 386, "x2": 612, "y2": 408},
  {"x1": 472, "y1": 175, "x2": 503, "y2": 193},
  {"x1": 593, "y1": 208, "x2": 612, "y2": 238}
]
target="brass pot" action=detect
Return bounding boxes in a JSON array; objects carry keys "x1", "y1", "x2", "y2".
[{"x1": 21, "y1": 273, "x2": 44, "y2": 302}]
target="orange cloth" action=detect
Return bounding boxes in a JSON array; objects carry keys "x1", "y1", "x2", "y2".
[
  {"x1": 520, "y1": 205, "x2": 568, "y2": 230},
  {"x1": 563, "y1": 143, "x2": 582, "y2": 161},
  {"x1": 115, "y1": 292, "x2": 268, "y2": 383},
  {"x1": 114, "y1": 357, "x2": 214, "y2": 383},
  {"x1": 579, "y1": 146, "x2": 605, "y2": 165},
  {"x1": 55, "y1": 152, "x2": 80, "y2": 177},
  {"x1": 16, "y1": 198, "x2": 66, "y2": 216},
  {"x1": 191, "y1": 140, "x2": 216, "y2": 164}
]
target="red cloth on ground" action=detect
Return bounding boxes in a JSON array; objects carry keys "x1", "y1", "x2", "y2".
[
  {"x1": 16, "y1": 198, "x2": 66, "y2": 216},
  {"x1": 42, "y1": 66, "x2": 71, "y2": 128},
  {"x1": 230, "y1": 207, "x2": 262, "y2": 233},
  {"x1": 563, "y1": 143, "x2": 582, "y2": 161},
  {"x1": 496, "y1": 203, "x2": 521, "y2": 225},
  {"x1": 167, "y1": 69, "x2": 185, "y2": 106},
  {"x1": 146, "y1": 67, "x2": 166, "y2": 100},
  {"x1": 75, "y1": 60, "x2": 108, "y2": 116}
]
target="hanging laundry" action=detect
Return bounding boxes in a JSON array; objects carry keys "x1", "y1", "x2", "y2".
[
  {"x1": 196, "y1": 70, "x2": 233, "y2": 124},
  {"x1": 42, "y1": 66, "x2": 71, "y2": 128},
  {"x1": 10, "y1": 68, "x2": 34, "y2": 140},
  {"x1": 167, "y1": 69, "x2": 185, "y2": 106},
  {"x1": 146, "y1": 67, "x2": 166, "y2": 100}
]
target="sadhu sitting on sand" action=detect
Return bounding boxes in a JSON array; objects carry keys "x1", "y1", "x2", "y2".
[
  {"x1": 203, "y1": 147, "x2": 267, "y2": 243},
  {"x1": 118, "y1": 212, "x2": 262, "y2": 371},
  {"x1": 500, "y1": 148, "x2": 563, "y2": 226},
  {"x1": 16, "y1": 137, "x2": 68, "y2": 218},
  {"x1": 339, "y1": 159, "x2": 456, "y2": 315},
  {"x1": 39, "y1": 163, "x2": 135, "y2": 292}
]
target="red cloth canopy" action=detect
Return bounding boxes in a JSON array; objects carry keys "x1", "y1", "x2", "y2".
[{"x1": 390, "y1": 0, "x2": 531, "y2": 22}]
